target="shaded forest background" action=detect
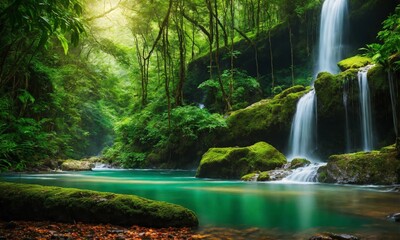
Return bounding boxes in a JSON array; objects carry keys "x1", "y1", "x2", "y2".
[{"x1": 0, "y1": 0, "x2": 398, "y2": 171}]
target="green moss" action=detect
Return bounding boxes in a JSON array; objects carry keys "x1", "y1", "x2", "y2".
[
  {"x1": 337, "y1": 55, "x2": 372, "y2": 71},
  {"x1": 226, "y1": 86, "x2": 309, "y2": 143},
  {"x1": 61, "y1": 159, "x2": 94, "y2": 171},
  {"x1": 318, "y1": 146, "x2": 400, "y2": 184},
  {"x1": 196, "y1": 142, "x2": 286, "y2": 179},
  {"x1": 290, "y1": 158, "x2": 311, "y2": 169},
  {"x1": 0, "y1": 182, "x2": 198, "y2": 227},
  {"x1": 367, "y1": 64, "x2": 387, "y2": 91},
  {"x1": 314, "y1": 72, "x2": 344, "y2": 117},
  {"x1": 241, "y1": 172, "x2": 258, "y2": 181},
  {"x1": 257, "y1": 171, "x2": 270, "y2": 181}
]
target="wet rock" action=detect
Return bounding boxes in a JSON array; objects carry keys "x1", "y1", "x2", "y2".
[
  {"x1": 387, "y1": 213, "x2": 400, "y2": 222},
  {"x1": 289, "y1": 158, "x2": 311, "y2": 169},
  {"x1": 318, "y1": 146, "x2": 400, "y2": 184},
  {"x1": 309, "y1": 232, "x2": 359, "y2": 240},
  {"x1": 241, "y1": 173, "x2": 259, "y2": 181},
  {"x1": 60, "y1": 159, "x2": 94, "y2": 171},
  {"x1": 267, "y1": 169, "x2": 292, "y2": 181}
]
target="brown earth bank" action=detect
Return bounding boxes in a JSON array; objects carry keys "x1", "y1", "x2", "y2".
[{"x1": 0, "y1": 221, "x2": 195, "y2": 240}]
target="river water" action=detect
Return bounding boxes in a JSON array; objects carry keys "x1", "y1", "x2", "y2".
[{"x1": 1, "y1": 170, "x2": 399, "y2": 239}]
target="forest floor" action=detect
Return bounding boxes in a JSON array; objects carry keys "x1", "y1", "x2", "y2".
[{"x1": 0, "y1": 220, "x2": 197, "y2": 240}]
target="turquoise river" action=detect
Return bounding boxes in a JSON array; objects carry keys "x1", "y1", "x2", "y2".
[{"x1": 1, "y1": 170, "x2": 399, "y2": 239}]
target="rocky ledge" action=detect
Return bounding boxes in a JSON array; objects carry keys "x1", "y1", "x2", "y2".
[{"x1": 318, "y1": 145, "x2": 400, "y2": 185}]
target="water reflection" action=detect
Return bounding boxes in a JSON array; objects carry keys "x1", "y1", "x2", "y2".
[{"x1": 1, "y1": 170, "x2": 399, "y2": 238}]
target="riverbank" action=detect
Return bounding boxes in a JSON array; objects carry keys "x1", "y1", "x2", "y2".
[{"x1": 0, "y1": 220, "x2": 195, "y2": 240}]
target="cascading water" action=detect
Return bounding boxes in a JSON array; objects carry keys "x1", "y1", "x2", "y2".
[
  {"x1": 315, "y1": 0, "x2": 348, "y2": 75},
  {"x1": 287, "y1": 90, "x2": 317, "y2": 161},
  {"x1": 343, "y1": 78, "x2": 351, "y2": 152},
  {"x1": 358, "y1": 65, "x2": 374, "y2": 151},
  {"x1": 284, "y1": 0, "x2": 348, "y2": 182}
]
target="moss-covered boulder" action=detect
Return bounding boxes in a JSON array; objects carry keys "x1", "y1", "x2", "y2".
[
  {"x1": 317, "y1": 145, "x2": 400, "y2": 184},
  {"x1": 241, "y1": 172, "x2": 258, "y2": 181},
  {"x1": 196, "y1": 142, "x2": 287, "y2": 179},
  {"x1": 290, "y1": 158, "x2": 311, "y2": 169},
  {"x1": 223, "y1": 85, "x2": 310, "y2": 149},
  {"x1": 61, "y1": 159, "x2": 94, "y2": 171},
  {"x1": 257, "y1": 171, "x2": 270, "y2": 181},
  {"x1": 0, "y1": 182, "x2": 198, "y2": 227},
  {"x1": 337, "y1": 56, "x2": 372, "y2": 71}
]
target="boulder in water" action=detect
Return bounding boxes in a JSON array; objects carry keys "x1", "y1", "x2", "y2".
[
  {"x1": 387, "y1": 213, "x2": 400, "y2": 222},
  {"x1": 317, "y1": 145, "x2": 400, "y2": 184},
  {"x1": 290, "y1": 158, "x2": 311, "y2": 169},
  {"x1": 60, "y1": 159, "x2": 94, "y2": 171},
  {"x1": 309, "y1": 232, "x2": 359, "y2": 240},
  {"x1": 196, "y1": 142, "x2": 286, "y2": 179}
]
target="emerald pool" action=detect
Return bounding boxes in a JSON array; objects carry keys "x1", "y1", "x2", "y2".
[{"x1": 1, "y1": 170, "x2": 399, "y2": 239}]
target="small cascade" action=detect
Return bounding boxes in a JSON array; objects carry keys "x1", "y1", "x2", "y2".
[
  {"x1": 388, "y1": 72, "x2": 398, "y2": 137},
  {"x1": 283, "y1": 163, "x2": 326, "y2": 183},
  {"x1": 358, "y1": 65, "x2": 374, "y2": 151},
  {"x1": 343, "y1": 78, "x2": 351, "y2": 152},
  {"x1": 287, "y1": 90, "x2": 317, "y2": 161}
]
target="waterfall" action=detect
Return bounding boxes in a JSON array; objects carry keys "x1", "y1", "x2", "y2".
[
  {"x1": 315, "y1": 0, "x2": 348, "y2": 75},
  {"x1": 388, "y1": 72, "x2": 398, "y2": 137},
  {"x1": 358, "y1": 65, "x2": 374, "y2": 151},
  {"x1": 343, "y1": 78, "x2": 351, "y2": 152},
  {"x1": 284, "y1": 0, "x2": 348, "y2": 182},
  {"x1": 287, "y1": 90, "x2": 317, "y2": 161}
]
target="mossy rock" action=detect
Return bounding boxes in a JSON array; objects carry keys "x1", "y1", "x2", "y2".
[
  {"x1": 0, "y1": 182, "x2": 198, "y2": 227},
  {"x1": 337, "y1": 55, "x2": 372, "y2": 71},
  {"x1": 290, "y1": 158, "x2": 311, "y2": 169},
  {"x1": 224, "y1": 86, "x2": 310, "y2": 147},
  {"x1": 196, "y1": 142, "x2": 287, "y2": 179},
  {"x1": 241, "y1": 172, "x2": 258, "y2": 181},
  {"x1": 257, "y1": 171, "x2": 270, "y2": 181},
  {"x1": 61, "y1": 159, "x2": 94, "y2": 171},
  {"x1": 314, "y1": 72, "x2": 344, "y2": 118},
  {"x1": 317, "y1": 146, "x2": 400, "y2": 184}
]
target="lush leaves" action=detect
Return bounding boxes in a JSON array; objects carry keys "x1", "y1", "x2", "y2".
[{"x1": 363, "y1": 4, "x2": 400, "y2": 70}]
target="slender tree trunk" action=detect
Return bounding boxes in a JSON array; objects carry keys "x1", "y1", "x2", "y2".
[
  {"x1": 206, "y1": 0, "x2": 214, "y2": 80},
  {"x1": 229, "y1": 0, "x2": 234, "y2": 103},
  {"x1": 162, "y1": 26, "x2": 171, "y2": 128},
  {"x1": 288, "y1": 21, "x2": 295, "y2": 86},
  {"x1": 268, "y1": 27, "x2": 275, "y2": 90},
  {"x1": 175, "y1": 0, "x2": 185, "y2": 106},
  {"x1": 213, "y1": 0, "x2": 231, "y2": 111}
]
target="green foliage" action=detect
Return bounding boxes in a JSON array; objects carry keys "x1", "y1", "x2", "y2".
[
  {"x1": 198, "y1": 69, "x2": 262, "y2": 111},
  {"x1": 362, "y1": 4, "x2": 400, "y2": 70},
  {"x1": 105, "y1": 103, "x2": 227, "y2": 168}
]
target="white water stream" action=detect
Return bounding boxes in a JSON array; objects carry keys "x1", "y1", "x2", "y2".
[
  {"x1": 358, "y1": 65, "x2": 374, "y2": 151},
  {"x1": 315, "y1": 0, "x2": 348, "y2": 75},
  {"x1": 284, "y1": 0, "x2": 348, "y2": 182}
]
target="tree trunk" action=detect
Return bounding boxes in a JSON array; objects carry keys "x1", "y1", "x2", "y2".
[
  {"x1": 175, "y1": 0, "x2": 185, "y2": 107},
  {"x1": 288, "y1": 21, "x2": 295, "y2": 86},
  {"x1": 213, "y1": 0, "x2": 231, "y2": 111}
]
